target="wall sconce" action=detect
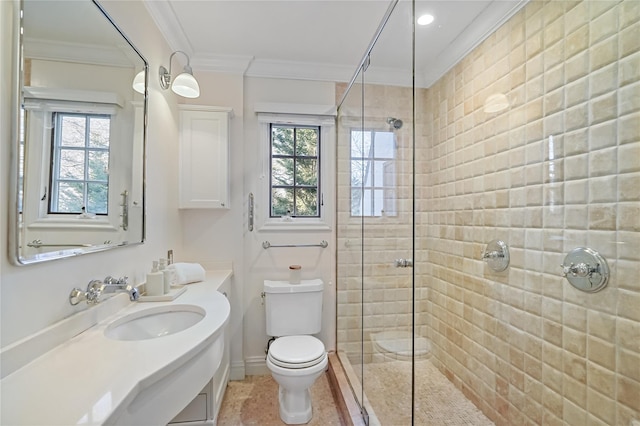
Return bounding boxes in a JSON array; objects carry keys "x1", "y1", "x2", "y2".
[
  {"x1": 159, "y1": 51, "x2": 200, "y2": 98},
  {"x1": 132, "y1": 70, "x2": 145, "y2": 94}
]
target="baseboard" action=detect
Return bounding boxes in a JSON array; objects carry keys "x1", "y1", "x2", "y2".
[
  {"x1": 229, "y1": 361, "x2": 246, "y2": 381},
  {"x1": 244, "y1": 356, "x2": 269, "y2": 376}
]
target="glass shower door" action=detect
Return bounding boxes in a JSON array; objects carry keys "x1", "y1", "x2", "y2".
[{"x1": 337, "y1": 0, "x2": 416, "y2": 423}]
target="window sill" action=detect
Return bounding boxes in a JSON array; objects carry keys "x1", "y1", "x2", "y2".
[
  {"x1": 259, "y1": 218, "x2": 331, "y2": 232},
  {"x1": 27, "y1": 217, "x2": 118, "y2": 232}
]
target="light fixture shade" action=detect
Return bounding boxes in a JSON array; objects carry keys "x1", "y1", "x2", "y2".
[
  {"x1": 132, "y1": 70, "x2": 145, "y2": 94},
  {"x1": 172, "y1": 71, "x2": 200, "y2": 98},
  {"x1": 483, "y1": 93, "x2": 510, "y2": 113}
]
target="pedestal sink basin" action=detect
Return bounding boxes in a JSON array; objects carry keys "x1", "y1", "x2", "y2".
[{"x1": 105, "y1": 304, "x2": 205, "y2": 341}]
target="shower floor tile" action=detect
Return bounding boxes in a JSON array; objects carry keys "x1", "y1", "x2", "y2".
[
  {"x1": 358, "y1": 359, "x2": 494, "y2": 426},
  {"x1": 218, "y1": 373, "x2": 345, "y2": 425}
]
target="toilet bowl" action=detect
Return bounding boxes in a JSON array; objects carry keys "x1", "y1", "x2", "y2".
[
  {"x1": 266, "y1": 335, "x2": 328, "y2": 424},
  {"x1": 263, "y1": 279, "x2": 326, "y2": 424}
]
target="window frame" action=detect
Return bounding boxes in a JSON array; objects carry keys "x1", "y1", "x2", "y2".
[
  {"x1": 269, "y1": 123, "x2": 321, "y2": 218},
  {"x1": 48, "y1": 111, "x2": 112, "y2": 215},
  {"x1": 256, "y1": 110, "x2": 335, "y2": 232}
]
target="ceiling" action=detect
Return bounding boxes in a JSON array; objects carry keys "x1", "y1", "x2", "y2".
[{"x1": 144, "y1": 0, "x2": 527, "y2": 88}]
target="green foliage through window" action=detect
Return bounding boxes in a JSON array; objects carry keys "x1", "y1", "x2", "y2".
[
  {"x1": 270, "y1": 124, "x2": 320, "y2": 217},
  {"x1": 50, "y1": 113, "x2": 110, "y2": 215}
]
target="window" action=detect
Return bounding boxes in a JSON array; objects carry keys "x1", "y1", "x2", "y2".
[
  {"x1": 350, "y1": 129, "x2": 396, "y2": 217},
  {"x1": 49, "y1": 112, "x2": 111, "y2": 215},
  {"x1": 270, "y1": 124, "x2": 320, "y2": 217}
]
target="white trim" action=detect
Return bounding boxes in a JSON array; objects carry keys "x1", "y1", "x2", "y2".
[
  {"x1": 192, "y1": 54, "x2": 254, "y2": 75},
  {"x1": 246, "y1": 58, "x2": 354, "y2": 83},
  {"x1": 254, "y1": 111, "x2": 335, "y2": 233},
  {"x1": 23, "y1": 38, "x2": 134, "y2": 69},
  {"x1": 142, "y1": 0, "x2": 193, "y2": 54},
  {"x1": 24, "y1": 86, "x2": 123, "y2": 108},
  {"x1": 229, "y1": 361, "x2": 246, "y2": 381},
  {"x1": 255, "y1": 103, "x2": 336, "y2": 117},
  {"x1": 244, "y1": 356, "x2": 269, "y2": 376}
]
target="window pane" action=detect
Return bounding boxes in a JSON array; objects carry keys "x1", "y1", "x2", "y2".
[
  {"x1": 272, "y1": 158, "x2": 294, "y2": 185},
  {"x1": 363, "y1": 160, "x2": 374, "y2": 186},
  {"x1": 351, "y1": 188, "x2": 363, "y2": 216},
  {"x1": 59, "y1": 150, "x2": 85, "y2": 180},
  {"x1": 87, "y1": 183, "x2": 108, "y2": 214},
  {"x1": 374, "y1": 131, "x2": 394, "y2": 158},
  {"x1": 296, "y1": 128, "x2": 318, "y2": 156},
  {"x1": 374, "y1": 160, "x2": 392, "y2": 186},
  {"x1": 351, "y1": 160, "x2": 365, "y2": 186},
  {"x1": 272, "y1": 126, "x2": 294, "y2": 156},
  {"x1": 272, "y1": 188, "x2": 293, "y2": 216},
  {"x1": 350, "y1": 130, "x2": 371, "y2": 158},
  {"x1": 60, "y1": 116, "x2": 86, "y2": 147},
  {"x1": 295, "y1": 188, "x2": 317, "y2": 216},
  {"x1": 373, "y1": 189, "x2": 384, "y2": 216},
  {"x1": 296, "y1": 158, "x2": 318, "y2": 186},
  {"x1": 57, "y1": 182, "x2": 84, "y2": 212},
  {"x1": 362, "y1": 189, "x2": 373, "y2": 216},
  {"x1": 88, "y1": 151, "x2": 109, "y2": 181},
  {"x1": 89, "y1": 117, "x2": 110, "y2": 148}
]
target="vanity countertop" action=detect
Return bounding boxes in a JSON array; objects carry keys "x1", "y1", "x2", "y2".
[{"x1": 0, "y1": 269, "x2": 232, "y2": 425}]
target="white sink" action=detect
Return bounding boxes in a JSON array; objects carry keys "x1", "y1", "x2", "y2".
[{"x1": 104, "y1": 304, "x2": 205, "y2": 341}]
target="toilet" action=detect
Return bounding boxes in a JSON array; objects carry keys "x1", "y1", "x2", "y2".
[{"x1": 264, "y1": 279, "x2": 328, "y2": 424}]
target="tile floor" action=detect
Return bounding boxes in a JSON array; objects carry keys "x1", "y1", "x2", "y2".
[
  {"x1": 218, "y1": 359, "x2": 493, "y2": 426},
  {"x1": 217, "y1": 373, "x2": 346, "y2": 426}
]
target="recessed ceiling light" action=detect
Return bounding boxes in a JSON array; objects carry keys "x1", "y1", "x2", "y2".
[{"x1": 417, "y1": 14, "x2": 435, "y2": 26}]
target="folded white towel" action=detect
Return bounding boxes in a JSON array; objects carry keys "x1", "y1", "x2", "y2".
[{"x1": 169, "y1": 262, "x2": 206, "y2": 285}]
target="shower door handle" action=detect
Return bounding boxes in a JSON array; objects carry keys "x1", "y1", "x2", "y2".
[{"x1": 394, "y1": 258, "x2": 413, "y2": 268}]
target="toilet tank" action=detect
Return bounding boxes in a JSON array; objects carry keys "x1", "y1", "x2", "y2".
[{"x1": 264, "y1": 279, "x2": 323, "y2": 336}]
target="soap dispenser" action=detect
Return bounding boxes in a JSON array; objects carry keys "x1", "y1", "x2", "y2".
[
  {"x1": 159, "y1": 258, "x2": 171, "y2": 294},
  {"x1": 146, "y1": 261, "x2": 164, "y2": 296}
]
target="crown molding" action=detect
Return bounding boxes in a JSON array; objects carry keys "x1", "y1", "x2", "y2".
[
  {"x1": 192, "y1": 54, "x2": 254, "y2": 75},
  {"x1": 245, "y1": 59, "x2": 355, "y2": 82},
  {"x1": 24, "y1": 38, "x2": 134, "y2": 68},
  {"x1": 143, "y1": 0, "x2": 528, "y2": 87},
  {"x1": 143, "y1": 0, "x2": 193, "y2": 54},
  {"x1": 420, "y1": 0, "x2": 529, "y2": 88}
]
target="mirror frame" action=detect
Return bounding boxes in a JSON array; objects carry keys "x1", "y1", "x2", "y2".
[{"x1": 9, "y1": 0, "x2": 148, "y2": 265}]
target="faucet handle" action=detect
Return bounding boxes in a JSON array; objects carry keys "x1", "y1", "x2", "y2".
[
  {"x1": 86, "y1": 279, "x2": 104, "y2": 304},
  {"x1": 104, "y1": 275, "x2": 128, "y2": 285}
]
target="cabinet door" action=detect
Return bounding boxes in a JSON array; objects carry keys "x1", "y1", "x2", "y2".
[{"x1": 179, "y1": 109, "x2": 230, "y2": 209}]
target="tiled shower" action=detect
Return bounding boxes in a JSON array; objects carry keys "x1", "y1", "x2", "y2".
[{"x1": 336, "y1": 1, "x2": 640, "y2": 425}]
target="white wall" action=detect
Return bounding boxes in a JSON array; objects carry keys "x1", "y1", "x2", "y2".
[
  {"x1": 241, "y1": 77, "x2": 337, "y2": 374},
  {"x1": 1, "y1": 1, "x2": 339, "y2": 380},
  {"x1": 0, "y1": 0, "x2": 183, "y2": 348},
  {"x1": 174, "y1": 71, "x2": 246, "y2": 379}
]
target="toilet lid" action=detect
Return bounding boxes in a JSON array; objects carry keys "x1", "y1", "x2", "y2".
[{"x1": 269, "y1": 336, "x2": 325, "y2": 368}]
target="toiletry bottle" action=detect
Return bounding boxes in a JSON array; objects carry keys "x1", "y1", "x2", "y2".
[
  {"x1": 159, "y1": 258, "x2": 171, "y2": 294},
  {"x1": 146, "y1": 261, "x2": 164, "y2": 296}
]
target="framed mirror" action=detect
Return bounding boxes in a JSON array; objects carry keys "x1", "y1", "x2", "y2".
[{"x1": 9, "y1": 0, "x2": 147, "y2": 264}]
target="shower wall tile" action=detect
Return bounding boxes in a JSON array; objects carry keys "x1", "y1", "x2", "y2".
[
  {"x1": 336, "y1": 1, "x2": 638, "y2": 423},
  {"x1": 412, "y1": 0, "x2": 639, "y2": 425}
]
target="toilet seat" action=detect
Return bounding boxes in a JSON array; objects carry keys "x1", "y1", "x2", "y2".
[{"x1": 268, "y1": 336, "x2": 326, "y2": 369}]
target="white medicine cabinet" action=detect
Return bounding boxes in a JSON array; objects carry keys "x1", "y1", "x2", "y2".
[{"x1": 178, "y1": 105, "x2": 233, "y2": 209}]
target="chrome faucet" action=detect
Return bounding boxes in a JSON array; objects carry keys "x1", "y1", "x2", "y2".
[
  {"x1": 102, "y1": 276, "x2": 140, "y2": 301},
  {"x1": 69, "y1": 277, "x2": 140, "y2": 306}
]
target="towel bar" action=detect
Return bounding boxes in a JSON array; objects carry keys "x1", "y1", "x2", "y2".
[{"x1": 262, "y1": 240, "x2": 328, "y2": 249}]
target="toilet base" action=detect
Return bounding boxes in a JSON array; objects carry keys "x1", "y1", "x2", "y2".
[{"x1": 278, "y1": 387, "x2": 312, "y2": 424}]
